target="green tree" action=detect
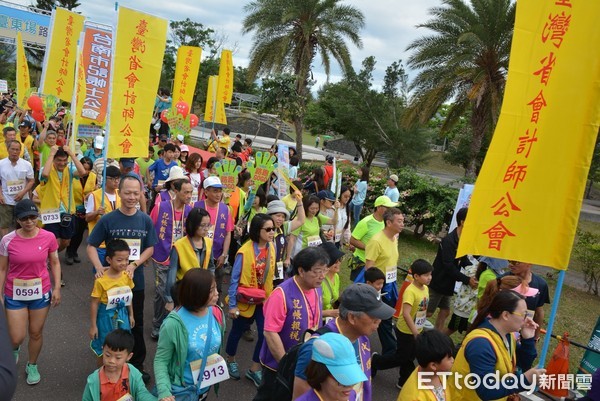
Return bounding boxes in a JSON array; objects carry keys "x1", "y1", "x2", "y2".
[
  {"x1": 406, "y1": 0, "x2": 516, "y2": 178},
  {"x1": 242, "y1": 0, "x2": 365, "y2": 159},
  {"x1": 305, "y1": 57, "x2": 430, "y2": 167},
  {"x1": 259, "y1": 74, "x2": 303, "y2": 144},
  {"x1": 0, "y1": 44, "x2": 16, "y2": 88}
]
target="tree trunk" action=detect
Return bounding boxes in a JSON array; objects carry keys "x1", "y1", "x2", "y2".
[
  {"x1": 466, "y1": 105, "x2": 487, "y2": 179},
  {"x1": 365, "y1": 148, "x2": 377, "y2": 167},
  {"x1": 294, "y1": 117, "x2": 304, "y2": 160},
  {"x1": 274, "y1": 119, "x2": 282, "y2": 146}
]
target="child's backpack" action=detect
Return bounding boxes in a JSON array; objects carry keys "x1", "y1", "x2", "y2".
[{"x1": 271, "y1": 326, "x2": 332, "y2": 401}]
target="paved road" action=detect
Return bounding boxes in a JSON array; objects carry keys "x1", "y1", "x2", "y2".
[{"x1": 11, "y1": 236, "x2": 403, "y2": 401}]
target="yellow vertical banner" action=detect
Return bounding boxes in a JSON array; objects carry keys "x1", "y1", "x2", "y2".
[
  {"x1": 40, "y1": 8, "x2": 85, "y2": 101},
  {"x1": 217, "y1": 49, "x2": 234, "y2": 104},
  {"x1": 457, "y1": 0, "x2": 600, "y2": 270},
  {"x1": 70, "y1": 47, "x2": 85, "y2": 149},
  {"x1": 204, "y1": 75, "x2": 227, "y2": 124},
  {"x1": 172, "y1": 46, "x2": 202, "y2": 105},
  {"x1": 15, "y1": 32, "x2": 30, "y2": 108},
  {"x1": 106, "y1": 7, "x2": 168, "y2": 158}
]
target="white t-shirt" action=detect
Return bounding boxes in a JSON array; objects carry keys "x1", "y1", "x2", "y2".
[
  {"x1": 85, "y1": 192, "x2": 118, "y2": 213},
  {"x1": 0, "y1": 158, "x2": 34, "y2": 205}
]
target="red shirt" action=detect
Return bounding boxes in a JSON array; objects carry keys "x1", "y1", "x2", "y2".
[{"x1": 99, "y1": 364, "x2": 130, "y2": 401}]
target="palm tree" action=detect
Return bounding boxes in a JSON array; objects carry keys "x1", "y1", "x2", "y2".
[
  {"x1": 406, "y1": 0, "x2": 516, "y2": 178},
  {"x1": 242, "y1": 0, "x2": 365, "y2": 159}
]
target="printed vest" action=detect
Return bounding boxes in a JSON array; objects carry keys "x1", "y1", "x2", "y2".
[
  {"x1": 152, "y1": 200, "x2": 191, "y2": 264},
  {"x1": 73, "y1": 172, "x2": 97, "y2": 207},
  {"x1": 193, "y1": 200, "x2": 229, "y2": 259},
  {"x1": 235, "y1": 241, "x2": 276, "y2": 318},
  {"x1": 260, "y1": 277, "x2": 322, "y2": 371},
  {"x1": 39, "y1": 166, "x2": 76, "y2": 214}
]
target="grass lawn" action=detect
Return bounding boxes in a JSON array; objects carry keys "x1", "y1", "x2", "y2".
[
  {"x1": 339, "y1": 227, "x2": 599, "y2": 374},
  {"x1": 420, "y1": 151, "x2": 465, "y2": 176}
]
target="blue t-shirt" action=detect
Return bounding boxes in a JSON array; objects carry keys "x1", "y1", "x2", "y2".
[
  {"x1": 87, "y1": 209, "x2": 158, "y2": 290},
  {"x1": 148, "y1": 159, "x2": 178, "y2": 187},
  {"x1": 384, "y1": 186, "x2": 400, "y2": 203},
  {"x1": 178, "y1": 308, "x2": 222, "y2": 392},
  {"x1": 351, "y1": 180, "x2": 368, "y2": 205}
]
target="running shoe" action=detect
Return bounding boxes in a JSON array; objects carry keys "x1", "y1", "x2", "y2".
[
  {"x1": 246, "y1": 369, "x2": 262, "y2": 388},
  {"x1": 26, "y1": 363, "x2": 40, "y2": 385},
  {"x1": 227, "y1": 361, "x2": 240, "y2": 380}
]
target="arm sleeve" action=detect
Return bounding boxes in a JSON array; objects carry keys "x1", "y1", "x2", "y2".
[
  {"x1": 0, "y1": 303, "x2": 16, "y2": 401},
  {"x1": 516, "y1": 337, "x2": 537, "y2": 371},
  {"x1": 87, "y1": 218, "x2": 106, "y2": 247},
  {"x1": 228, "y1": 253, "x2": 243, "y2": 309},
  {"x1": 440, "y1": 237, "x2": 470, "y2": 285},
  {"x1": 144, "y1": 216, "x2": 159, "y2": 247},
  {"x1": 294, "y1": 340, "x2": 315, "y2": 380},
  {"x1": 153, "y1": 320, "x2": 176, "y2": 399},
  {"x1": 351, "y1": 220, "x2": 367, "y2": 241},
  {"x1": 365, "y1": 240, "x2": 382, "y2": 263},
  {"x1": 91, "y1": 279, "x2": 104, "y2": 298},
  {"x1": 263, "y1": 289, "x2": 287, "y2": 332}
]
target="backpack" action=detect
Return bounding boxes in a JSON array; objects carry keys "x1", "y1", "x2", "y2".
[{"x1": 272, "y1": 326, "x2": 332, "y2": 401}]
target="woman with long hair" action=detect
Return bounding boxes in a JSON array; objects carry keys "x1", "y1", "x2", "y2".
[
  {"x1": 350, "y1": 167, "x2": 369, "y2": 226},
  {"x1": 450, "y1": 290, "x2": 545, "y2": 401},
  {"x1": 184, "y1": 153, "x2": 203, "y2": 204},
  {"x1": 289, "y1": 195, "x2": 338, "y2": 259},
  {"x1": 154, "y1": 269, "x2": 225, "y2": 400},
  {"x1": 303, "y1": 168, "x2": 325, "y2": 195},
  {"x1": 225, "y1": 214, "x2": 276, "y2": 388}
]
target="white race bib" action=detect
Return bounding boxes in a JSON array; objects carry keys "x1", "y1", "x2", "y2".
[
  {"x1": 307, "y1": 235, "x2": 322, "y2": 247},
  {"x1": 122, "y1": 239, "x2": 141, "y2": 261},
  {"x1": 207, "y1": 226, "x2": 215, "y2": 239},
  {"x1": 41, "y1": 209, "x2": 60, "y2": 225},
  {"x1": 106, "y1": 286, "x2": 133, "y2": 310},
  {"x1": 415, "y1": 310, "x2": 427, "y2": 329},
  {"x1": 6, "y1": 180, "x2": 25, "y2": 195},
  {"x1": 334, "y1": 232, "x2": 342, "y2": 243},
  {"x1": 13, "y1": 278, "x2": 43, "y2": 301},
  {"x1": 157, "y1": 180, "x2": 165, "y2": 187},
  {"x1": 386, "y1": 266, "x2": 397, "y2": 284},
  {"x1": 275, "y1": 261, "x2": 284, "y2": 280},
  {"x1": 191, "y1": 353, "x2": 230, "y2": 388},
  {"x1": 191, "y1": 189, "x2": 199, "y2": 203},
  {"x1": 116, "y1": 393, "x2": 133, "y2": 401}
]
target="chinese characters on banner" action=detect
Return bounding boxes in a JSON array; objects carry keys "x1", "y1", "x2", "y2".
[
  {"x1": 39, "y1": 8, "x2": 85, "y2": 101},
  {"x1": 217, "y1": 49, "x2": 233, "y2": 104},
  {"x1": 172, "y1": 46, "x2": 201, "y2": 106},
  {"x1": 106, "y1": 7, "x2": 167, "y2": 158},
  {"x1": 15, "y1": 32, "x2": 30, "y2": 107},
  {"x1": 80, "y1": 27, "x2": 112, "y2": 124},
  {"x1": 203, "y1": 75, "x2": 227, "y2": 124},
  {"x1": 457, "y1": 0, "x2": 600, "y2": 269}
]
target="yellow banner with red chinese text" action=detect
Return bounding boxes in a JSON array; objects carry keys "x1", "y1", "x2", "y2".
[
  {"x1": 106, "y1": 7, "x2": 167, "y2": 158},
  {"x1": 457, "y1": 0, "x2": 600, "y2": 270},
  {"x1": 172, "y1": 46, "x2": 201, "y2": 106},
  {"x1": 40, "y1": 8, "x2": 85, "y2": 101},
  {"x1": 15, "y1": 32, "x2": 30, "y2": 108},
  {"x1": 204, "y1": 75, "x2": 227, "y2": 124},
  {"x1": 217, "y1": 49, "x2": 233, "y2": 104}
]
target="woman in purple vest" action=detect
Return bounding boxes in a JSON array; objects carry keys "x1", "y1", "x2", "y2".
[{"x1": 296, "y1": 333, "x2": 367, "y2": 401}]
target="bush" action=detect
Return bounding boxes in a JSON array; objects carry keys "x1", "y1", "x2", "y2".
[
  {"x1": 573, "y1": 230, "x2": 600, "y2": 295},
  {"x1": 298, "y1": 162, "x2": 458, "y2": 238}
]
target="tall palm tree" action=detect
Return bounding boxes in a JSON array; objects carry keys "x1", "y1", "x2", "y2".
[
  {"x1": 242, "y1": 0, "x2": 365, "y2": 158},
  {"x1": 406, "y1": 0, "x2": 516, "y2": 178}
]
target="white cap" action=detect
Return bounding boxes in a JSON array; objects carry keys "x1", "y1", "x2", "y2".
[
  {"x1": 93, "y1": 135, "x2": 104, "y2": 149},
  {"x1": 203, "y1": 176, "x2": 223, "y2": 189},
  {"x1": 176, "y1": 134, "x2": 184, "y2": 142}
]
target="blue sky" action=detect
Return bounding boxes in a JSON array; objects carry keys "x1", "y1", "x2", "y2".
[{"x1": 12, "y1": 0, "x2": 442, "y2": 90}]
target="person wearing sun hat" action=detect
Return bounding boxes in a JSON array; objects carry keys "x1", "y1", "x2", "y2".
[
  {"x1": 296, "y1": 332, "x2": 368, "y2": 401},
  {"x1": 384, "y1": 174, "x2": 400, "y2": 203}
]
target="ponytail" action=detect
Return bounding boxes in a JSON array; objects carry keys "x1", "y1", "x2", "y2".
[{"x1": 469, "y1": 278, "x2": 525, "y2": 334}]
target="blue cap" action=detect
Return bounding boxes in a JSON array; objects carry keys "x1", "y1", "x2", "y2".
[
  {"x1": 478, "y1": 256, "x2": 509, "y2": 274},
  {"x1": 311, "y1": 333, "x2": 367, "y2": 386},
  {"x1": 317, "y1": 190, "x2": 335, "y2": 201}
]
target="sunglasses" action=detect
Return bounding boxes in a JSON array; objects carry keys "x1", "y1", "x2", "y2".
[
  {"x1": 18, "y1": 215, "x2": 38, "y2": 221},
  {"x1": 261, "y1": 227, "x2": 275, "y2": 232}
]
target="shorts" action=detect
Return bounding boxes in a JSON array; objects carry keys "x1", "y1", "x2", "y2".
[
  {"x1": 447, "y1": 313, "x2": 470, "y2": 334},
  {"x1": 44, "y1": 216, "x2": 75, "y2": 240},
  {"x1": 4, "y1": 291, "x2": 52, "y2": 310},
  {"x1": 426, "y1": 287, "x2": 452, "y2": 314},
  {"x1": 0, "y1": 204, "x2": 15, "y2": 229}
]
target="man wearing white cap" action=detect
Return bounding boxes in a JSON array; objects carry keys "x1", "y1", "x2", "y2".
[
  {"x1": 193, "y1": 176, "x2": 233, "y2": 298},
  {"x1": 384, "y1": 174, "x2": 400, "y2": 203},
  {"x1": 83, "y1": 135, "x2": 104, "y2": 164}
]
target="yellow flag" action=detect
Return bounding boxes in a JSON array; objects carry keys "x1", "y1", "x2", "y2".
[
  {"x1": 106, "y1": 7, "x2": 168, "y2": 158},
  {"x1": 457, "y1": 0, "x2": 600, "y2": 270},
  {"x1": 70, "y1": 48, "x2": 85, "y2": 149},
  {"x1": 172, "y1": 46, "x2": 202, "y2": 106},
  {"x1": 40, "y1": 8, "x2": 85, "y2": 101},
  {"x1": 204, "y1": 75, "x2": 227, "y2": 124},
  {"x1": 15, "y1": 32, "x2": 30, "y2": 108},
  {"x1": 217, "y1": 50, "x2": 234, "y2": 105}
]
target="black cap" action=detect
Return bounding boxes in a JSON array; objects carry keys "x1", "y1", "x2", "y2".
[
  {"x1": 106, "y1": 165, "x2": 122, "y2": 178},
  {"x1": 18, "y1": 120, "x2": 32, "y2": 129},
  {"x1": 339, "y1": 283, "x2": 396, "y2": 320},
  {"x1": 14, "y1": 199, "x2": 38, "y2": 220},
  {"x1": 319, "y1": 242, "x2": 345, "y2": 267},
  {"x1": 120, "y1": 158, "x2": 135, "y2": 169}
]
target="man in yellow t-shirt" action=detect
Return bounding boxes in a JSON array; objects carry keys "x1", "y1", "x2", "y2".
[
  {"x1": 364, "y1": 207, "x2": 404, "y2": 356},
  {"x1": 207, "y1": 127, "x2": 231, "y2": 154},
  {"x1": 372, "y1": 259, "x2": 433, "y2": 389}
]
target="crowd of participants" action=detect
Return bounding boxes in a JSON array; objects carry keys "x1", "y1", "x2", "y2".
[{"x1": 0, "y1": 91, "x2": 597, "y2": 401}]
